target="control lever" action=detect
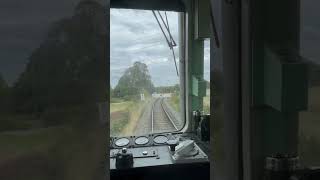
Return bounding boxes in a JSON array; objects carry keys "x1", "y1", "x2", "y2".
[
  {"x1": 175, "y1": 140, "x2": 198, "y2": 157},
  {"x1": 171, "y1": 140, "x2": 208, "y2": 163},
  {"x1": 115, "y1": 148, "x2": 134, "y2": 169},
  {"x1": 167, "y1": 139, "x2": 179, "y2": 153}
]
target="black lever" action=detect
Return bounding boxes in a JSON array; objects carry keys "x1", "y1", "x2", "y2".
[
  {"x1": 167, "y1": 139, "x2": 179, "y2": 152},
  {"x1": 115, "y1": 148, "x2": 134, "y2": 169}
]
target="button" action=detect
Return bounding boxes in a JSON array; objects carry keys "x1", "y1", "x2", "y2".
[{"x1": 142, "y1": 151, "x2": 148, "y2": 155}]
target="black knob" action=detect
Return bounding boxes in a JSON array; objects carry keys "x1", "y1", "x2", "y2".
[
  {"x1": 167, "y1": 139, "x2": 179, "y2": 152},
  {"x1": 115, "y1": 148, "x2": 133, "y2": 169}
]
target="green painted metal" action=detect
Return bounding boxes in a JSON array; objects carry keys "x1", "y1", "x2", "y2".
[
  {"x1": 185, "y1": 0, "x2": 205, "y2": 112},
  {"x1": 194, "y1": 0, "x2": 212, "y2": 39},
  {"x1": 263, "y1": 48, "x2": 308, "y2": 112},
  {"x1": 190, "y1": 38, "x2": 204, "y2": 111},
  {"x1": 192, "y1": 75, "x2": 207, "y2": 97}
]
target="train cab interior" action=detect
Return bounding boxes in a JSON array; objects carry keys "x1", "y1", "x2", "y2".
[
  {"x1": 109, "y1": 0, "x2": 213, "y2": 179},
  {"x1": 0, "y1": 0, "x2": 320, "y2": 180},
  {"x1": 108, "y1": 0, "x2": 320, "y2": 180}
]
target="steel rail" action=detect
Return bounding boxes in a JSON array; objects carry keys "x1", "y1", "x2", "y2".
[
  {"x1": 151, "y1": 98, "x2": 156, "y2": 133},
  {"x1": 159, "y1": 98, "x2": 179, "y2": 131},
  {"x1": 151, "y1": 98, "x2": 178, "y2": 133}
]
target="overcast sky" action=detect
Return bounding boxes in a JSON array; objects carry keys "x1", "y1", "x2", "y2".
[
  {"x1": 1, "y1": 1, "x2": 319, "y2": 88},
  {"x1": 110, "y1": 9, "x2": 210, "y2": 88}
]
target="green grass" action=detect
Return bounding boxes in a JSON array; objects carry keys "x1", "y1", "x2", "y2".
[
  {"x1": 0, "y1": 127, "x2": 63, "y2": 180},
  {"x1": 122, "y1": 99, "x2": 149, "y2": 135},
  {"x1": 110, "y1": 99, "x2": 149, "y2": 136},
  {"x1": 0, "y1": 126, "x2": 106, "y2": 180},
  {"x1": 110, "y1": 101, "x2": 132, "y2": 113},
  {"x1": 110, "y1": 111, "x2": 129, "y2": 136},
  {"x1": 203, "y1": 95, "x2": 210, "y2": 114},
  {"x1": 110, "y1": 101, "x2": 132, "y2": 136},
  {"x1": 169, "y1": 93, "x2": 180, "y2": 112},
  {"x1": 0, "y1": 127, "x2": 62, "y2": 163},
  {"x1": 0, "y1": 103, "x2": 107, "y2": 180}
]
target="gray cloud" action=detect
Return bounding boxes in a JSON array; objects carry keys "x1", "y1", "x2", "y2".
[{"x1": 110, "y1": 9, "x2": 180, "y2": 87}]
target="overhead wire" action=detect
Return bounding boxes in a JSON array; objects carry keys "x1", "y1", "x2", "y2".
[
  {"x1": 157, "y1": 11, "x2": 177, "y2": 47},
  {"x1": 152, "y1": 10, "x2": 179, "y2": 76},
  {"x1": 152, "y1": 11, "x2": 172, "y2": 48},
  {"x1": 163, "y1": 11, "x2": 179, "y2": 76}
]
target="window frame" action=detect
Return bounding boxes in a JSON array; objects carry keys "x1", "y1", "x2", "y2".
[{"x1": 109, "y1": 8, "x2": 188, "y2": 136}]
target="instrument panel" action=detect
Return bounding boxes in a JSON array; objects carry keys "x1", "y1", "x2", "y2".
[
  {"x1": 110, "y1": 133, "x2": 178, "y2": 149},
  {"x1": 110, "y1": 132, "x2": 210, "y2": 172}
]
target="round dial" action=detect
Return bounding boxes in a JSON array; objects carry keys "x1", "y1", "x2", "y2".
[
  {"x1": 135, "y1": 136, "x2": 149, "y2": 145},
  {"x1": 153, "y1": 135, "x2": 168, "y2": 144},
  {"x1": 115, "y1": 137, "x2": 130, "y2": 147}
]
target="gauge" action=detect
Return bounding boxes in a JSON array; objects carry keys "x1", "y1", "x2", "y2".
[
  {"x1": 115, "y1": 137, "x2": 130, "y2": 147},
  {"x1": 153, "y1": 135, "x2": 168, "y2": 144},
  {"x1": 135, "y1": 136, "x2": 149, "y2": 145}
]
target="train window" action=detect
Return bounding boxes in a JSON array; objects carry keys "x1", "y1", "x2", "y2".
[
  {"x1": 298, "y1": 0, "x2": 320, "y2": 166},
  {"x1": 110, "y1": 8, "x2": 184, "y2": 136},
  {"x1": 0, "y1": 1, "x2": 107, "y2": 179},
  {"x1": 203, "y1": 39, "x2": 210, "y2": 114}
]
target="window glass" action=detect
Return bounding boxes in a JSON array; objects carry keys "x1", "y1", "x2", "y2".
[
  {"x1": 110, "y1": 9, "x2": 183, "y2": 136},
  {"x1": 0, "y1": 1, "x2": 107, "y2": 179},
  {"x1": 211, "y1": 41, "x2": 224, "y2": 178},
  {"x1": 203, "y1": 39, "x2": 210, "y2": 114},
  {"x1": 298, "y1": 0, "x2": 320, "y2": 166},
  {"x1": 210, "y1": 0, "x2": 225, "y2": 178}
]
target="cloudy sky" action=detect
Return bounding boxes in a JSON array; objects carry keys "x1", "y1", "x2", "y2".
[
  {"x1": 110, "y1": 9, "x2": 210, "y2": 88},
  {"x1": 1, "y1": 1, "x2": 319, "y2": 88}
]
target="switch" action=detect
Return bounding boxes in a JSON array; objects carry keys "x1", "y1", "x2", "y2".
[{"x1": 167, "y1": 139, "x2": 179, "y2": 152}]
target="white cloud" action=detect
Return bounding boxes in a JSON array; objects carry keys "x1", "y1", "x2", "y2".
[
  {"x1": 110, "y1": 8, "x2": 180, "y2": 87},
  {"x1": 110, "y1": 9, "x2": 211, "y2": 87}
]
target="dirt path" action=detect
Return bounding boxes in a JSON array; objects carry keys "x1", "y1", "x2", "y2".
[{"x1": 133, "y1": 98, "x2": 155, "y2": 136}]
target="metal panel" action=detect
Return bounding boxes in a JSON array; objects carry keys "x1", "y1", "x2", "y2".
[
  {"x1": 221, "y1": 0, "x2": 242, "y2": 180},
  {"x1": 194, "y1": 0, "x2": 212, "y2": 39},
  {"x1": 111, "y1": 0, "x2": 185, "y2": 11}
]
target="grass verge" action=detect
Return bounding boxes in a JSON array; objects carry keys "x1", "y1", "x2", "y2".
[{"x1": 110, "y1": 99, "x2": 149, "y2": 136}]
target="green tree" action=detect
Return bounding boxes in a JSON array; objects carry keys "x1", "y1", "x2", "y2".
[
  {"x1": 110, "y1": 84, "x2": 113, "y2": 97},
  {"x1": 155, "y1": 84, "x2": 179, "y2": 93},
  {"x1": 0, "y1": 74, "x2": 10, "y2": 112},
  {"x1": 113, "y1": 62, "x2": 154, "y2": 99},
  {"x1": 0, "y1": 74, "x2": 8, "y2": 92},
  {"x1": 12, "y1": 0, "x2": 107, "y2": 113}
]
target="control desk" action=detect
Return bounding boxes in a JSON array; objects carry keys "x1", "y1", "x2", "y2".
[{"x1": 110, "y1": 133, "x2": 210, "y2": 180}]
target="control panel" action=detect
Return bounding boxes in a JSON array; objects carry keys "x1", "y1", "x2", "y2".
[{"x1": 110, "y1": 133, "x2": 209, "y2": 170}]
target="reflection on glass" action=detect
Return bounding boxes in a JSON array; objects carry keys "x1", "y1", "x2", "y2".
[
  {"x1": 203, "y1": 39, "x2": 210, "y2": 114},
  {"x1": 211, "y1": 40, "x2": 224, "y2": 179},
  {"x1": 0, "y1": 1, "x2": 107, "y2": 179},
  {"x1": 110, "y1": 9, "x2": 183, "y2": 137},
  {"x1": 298, "y1": 0, "x2": 320, "y2": 166}
]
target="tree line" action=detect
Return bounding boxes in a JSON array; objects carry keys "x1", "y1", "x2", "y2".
[{"x1": 0, "y1": 0, "x2": 107, "y2": 127}]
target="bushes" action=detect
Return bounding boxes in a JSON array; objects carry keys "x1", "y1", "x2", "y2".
[
  {"x1": 42, "y1": 104, "x2": 99, "y2": 128},
  {"x1": 0, "y1": 117, "x2": 33, "y2": 132},
  {"x1": 169, "y1": 93, "x2": 180, "y2": 112}
]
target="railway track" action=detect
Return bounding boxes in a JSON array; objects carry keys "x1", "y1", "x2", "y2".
[{"x1": 151, "y1": 98, "x2": 179, "y2": 133}]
